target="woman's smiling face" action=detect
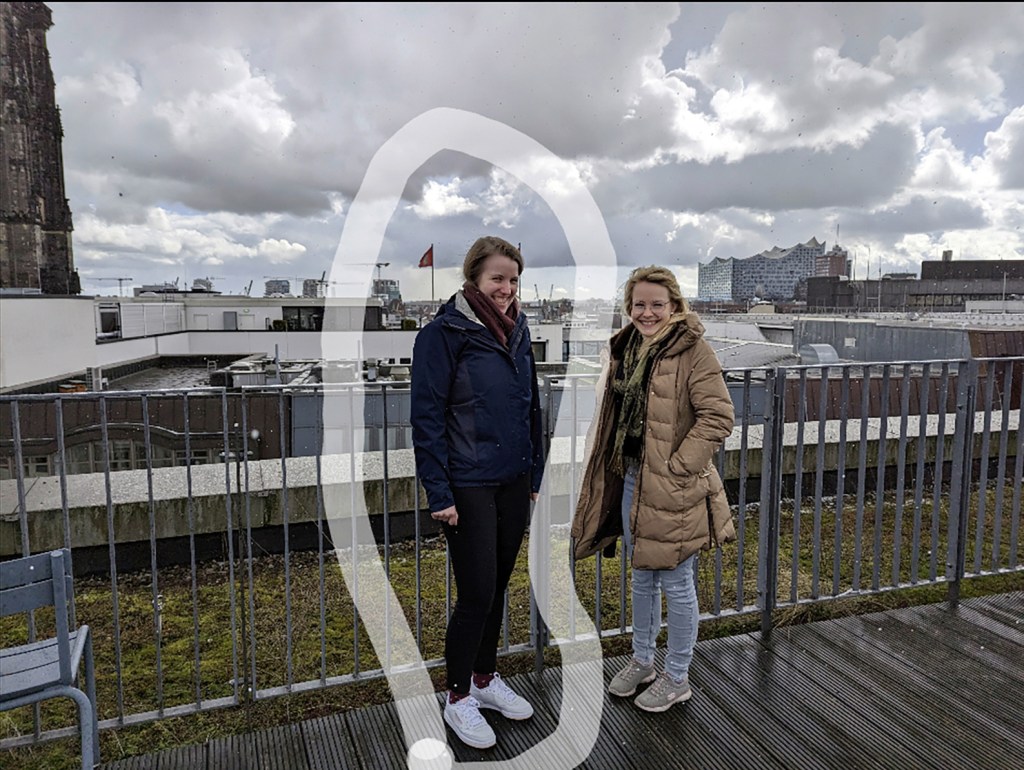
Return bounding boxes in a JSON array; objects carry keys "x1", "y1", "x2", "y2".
[
  {"x1": 629, "y1": 280, "x2": 676, "y2": 337},
  {"x1": 475, "y1": 253, "x2": 520, "y2": 312}
]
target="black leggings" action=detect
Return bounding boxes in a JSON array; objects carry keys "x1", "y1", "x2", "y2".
[{"x1": 444, "y1": 474, "x2": 531, "y2": 694}]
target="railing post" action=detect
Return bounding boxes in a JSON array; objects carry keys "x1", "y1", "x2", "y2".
[
  {"x1": 532, "y1": 376, "x2": 555, "y2": 672},
  {"x1": 947, "y1": 359, "x2": 978, "y2": 609},
  {"x1": 758, "y1": 368, "x2": 784, "y2": 634}
]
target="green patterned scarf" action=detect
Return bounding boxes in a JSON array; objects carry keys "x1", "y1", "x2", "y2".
[{"x1": 609, "y1": 317, "x2": 684, "y2": 476}]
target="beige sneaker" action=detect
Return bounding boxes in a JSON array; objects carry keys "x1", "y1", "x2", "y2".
[
  {"x1": 608, "y1": 659, "x2": 656, "y2": 697},
  {"x1": 634, "y1": 672, "x2": 692, "y2": 712}
]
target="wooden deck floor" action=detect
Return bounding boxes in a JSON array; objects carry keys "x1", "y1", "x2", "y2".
[{"x1": 101, "y1": 592, "x2": 1024, "y2": 769}]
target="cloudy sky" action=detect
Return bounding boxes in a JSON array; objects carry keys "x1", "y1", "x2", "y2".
[{"x1": 45, "y1": 2, "x2": 1024, "y2": 302}]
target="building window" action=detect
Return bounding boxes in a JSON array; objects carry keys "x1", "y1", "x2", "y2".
[{"x1": 282, "y1": 307, "x2": 324, "y2": 331}]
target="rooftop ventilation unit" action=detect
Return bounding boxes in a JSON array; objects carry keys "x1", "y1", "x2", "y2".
[{"x1": 799, "y1": 343, "x2": 839, "y2": 365}]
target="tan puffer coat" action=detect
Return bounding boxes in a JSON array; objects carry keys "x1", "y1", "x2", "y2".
[{"x1": 571, "y1": 312, "x2": 736, "y2": 570}]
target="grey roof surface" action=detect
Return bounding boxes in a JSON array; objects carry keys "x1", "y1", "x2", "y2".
[
  {"x1": 108, "y1": 367, "x2": 215, "y2": 391},
  {"x1": 706, "y1": 336, "x2": 799, "y2": 370}
]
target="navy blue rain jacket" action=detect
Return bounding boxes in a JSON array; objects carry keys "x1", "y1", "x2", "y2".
[{"x1": 411, "y1": 293, "x2": 545, "y2": 512}]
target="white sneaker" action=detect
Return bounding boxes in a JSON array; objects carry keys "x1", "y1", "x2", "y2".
[
  {"x1": 443, "y1": 694, "x2": 496, "y2": 749},
  {"x1": 470, "y1": 673, "x2": 534, "y2": 720}
]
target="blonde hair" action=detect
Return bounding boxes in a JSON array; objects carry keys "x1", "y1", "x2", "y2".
[{"x1": 622, "y1": 265, "x2": 689, "y2": 315}]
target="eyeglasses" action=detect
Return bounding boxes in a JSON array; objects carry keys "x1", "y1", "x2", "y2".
[{"x1": 631, "y1": 301, "x2": 670, "y2": 313}]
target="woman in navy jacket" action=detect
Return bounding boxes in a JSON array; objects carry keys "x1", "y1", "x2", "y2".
[{"x1": 411, "y1": 235, "x2": 544, "y2": 750}]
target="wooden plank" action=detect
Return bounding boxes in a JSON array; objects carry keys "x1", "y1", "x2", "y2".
[
  {"x1": 756, "y1": 626, "x2": 962, "y2": 770},
  {"x1": 302, "y1": 712, "x2": 358, "y2": 770},
  {"x1": 256, "y1": 724, "x2": 308, "y2": 770},
  {"x1": 97, "y1": 592, "x2": 1024, "y2": 770},
  {"x1": 840, "y1": 610, "x2": 1023, "y2": 727},
  {"x1": 158, "y1": 743, "x2": 206, "y2": 770},
  {"x1": 345, "y1": 701, "x2": 412, "y2": 769},
  {"x1": 781, "y1": 621, "x2": 1001, "y2": 768},
  {"x1": 698, "y1": 635, "x2": 904, "y2": 770},
  {"x1": 807, "y1": 617, "x2": 1023, "y2": 749}
]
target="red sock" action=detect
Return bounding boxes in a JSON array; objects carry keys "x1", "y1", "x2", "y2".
[
  {"x1": 448, "y1": 691, "x2": 468, "y2": 704},
  {"x1": 472, "y1": 672, "x2": 494, "y2": 689}
]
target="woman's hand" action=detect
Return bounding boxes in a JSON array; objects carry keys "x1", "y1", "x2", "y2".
[
  {"x1": 431, "y1": 505, "x2": 458, "y2": 526},
  {"x1": 530, "y1": 492, "x2": 540, "y2": 502}
]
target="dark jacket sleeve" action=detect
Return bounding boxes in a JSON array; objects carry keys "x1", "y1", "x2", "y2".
[
  {"x1": 411, "y1": 322, "x2": 456, "y2": 512},
  {"x1": 529, "y1": 346, "x2": 545, "y2": 494}
]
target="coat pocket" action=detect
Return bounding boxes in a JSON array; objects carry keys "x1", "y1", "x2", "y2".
[{"x1": 672, "y1": 465, "x2": 712, "y2": 511}]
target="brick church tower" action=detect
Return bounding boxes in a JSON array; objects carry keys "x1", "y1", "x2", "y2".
[{"x1": 0, "y1": 1, "x2": 80, "y2": 295}]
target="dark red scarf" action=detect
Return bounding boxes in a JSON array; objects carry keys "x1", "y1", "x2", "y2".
[{"x1": 462, "y1": 281, "x2": 517, "y2": 348}]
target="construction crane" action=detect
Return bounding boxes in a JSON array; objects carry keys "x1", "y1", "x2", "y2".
[
  {"x1": 95, "y1": 277, "x2": 134, "y2": 296},
  {"x1": 341, "y1": 262, "x2": 390, "y2": 281},
  {"x1": 312, "y1": 270, "x2": 364, "y2": 297}
]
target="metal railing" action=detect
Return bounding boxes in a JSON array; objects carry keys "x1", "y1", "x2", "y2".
[{"x1": 0, "y1": 356, "x2": 1020, "y2": 750}]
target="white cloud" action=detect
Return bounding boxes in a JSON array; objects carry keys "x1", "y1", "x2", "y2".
[
  {"x1": 35, "y1": 1, "x2": 1024, "y2": 300},
  {"x1": 258, "y1": 238, "x2": 307, "y2": 264}
]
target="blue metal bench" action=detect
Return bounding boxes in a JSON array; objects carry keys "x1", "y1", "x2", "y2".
[{"x1": 1, "y1": 548, "x2": 99, "y2": 769}]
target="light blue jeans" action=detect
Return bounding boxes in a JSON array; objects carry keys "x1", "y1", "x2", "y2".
[{"x1": 621, "y1": 466, "x2": 699, "y2": 682}]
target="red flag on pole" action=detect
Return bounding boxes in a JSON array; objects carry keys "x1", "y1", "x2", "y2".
[{"x1": 418, "y1": 245, "x2": 434, "y2": 268}]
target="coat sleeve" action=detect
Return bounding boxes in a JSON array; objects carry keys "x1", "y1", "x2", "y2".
[
  {"x1": 673, "y1": 340, "x2": 735, "y2": 475},
  {"x1": 411, "y1": 322, "x2": 457, "y2": 512},
  {"x1": 528, "y1": 345, "x2": 545, "y2": 494}
]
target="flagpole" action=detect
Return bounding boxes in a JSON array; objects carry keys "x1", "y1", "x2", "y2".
[{"x1": 430, "y1": 243, "x2": 435, "y2": 303}]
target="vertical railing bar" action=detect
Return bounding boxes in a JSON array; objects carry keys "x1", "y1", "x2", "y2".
[
  {"x1": 758, "y1": 368, "x2": 783, "y2": 633},
  {"x1": 973, "y1": 361, "x2": 998, "y2": 573},
  {"x1": 277, "y1": 388, "x2": 294, "y2": 688},
  {"x1": 892, "y1": 365, "x2": 912, "y2": 586},
  {"x1": 349, "y1": 386, "x2": 361, "y2": 676},
  {"x1": 9, "y1": 401, "x2": 40, "y2": 738},
  {"x1": 240, "y1": 393, "x2": 257, "y2": 697},
  {"x1": 853, "y1": 364, "x2": 871, "y2": 591},
  {"x1": 315, "y1": 388, "x2": 328, "y2": 684},
  {"x1": 930, "y1": 364, "x2": 951, "y2": 581},
  {"x1": 569, "y1": 378, "x2": 579, "y2": 639},
  {"x1": 791, "y1": 369, "x2": 807, "y2": 603},
  {"x1": 812, "y1": 366, "x2": 828, "y2": 599},
  {"x1": 736, "y1": 369, "x2": 752, "y2": 611},
  {"x1": 872, "y1": 364, "x2": 892, "y2": 591},
  {"x1": 990, "y1": 359, "x2": 1013, "y2": 570},
  {"x1": 99, "y1": 396, "x2": 126, "y2": 720},
  {"x1": 378, "y1": 385, "x2": 393, "y2": 667},
  {"x1": 182, "y1": 393, "x2": 202, "y2": 708},
  {"x1": 539, "y1": 377, "x2": 555, "y2": 657},
  {"x1": 714, "y1": 441, "x2": 726, "y2": 614},
  {"x1": 141, "y1": 395, "x2": 164, "y2": 713},
  {"x1": 54, "y1": 398, "x2": 75, "y2": 626},
  {"x1": 10, "y1": 401, "x2": 29, "y2": 560},
  {"x1": 947, "y1": 359, "x2": 977, "y2": 606},
  {"x1": 832, "y1": 368, "x2": 850, "y2": 595},
  {"x1": 385, "y1": 385, "x2": 395, "y2": 667},
  {"x1": 414, "y1": 464, "x2": 424, "y2": 648},
  {"x1": 529, "y1": 379, "x2": 550, "y2": 664},
  {"x1": 220, "y1": 391, "x2": 240, "y2": 703},
  {"x1": 910, "y1": 363, "x2": 932, "y2": 583},
  {"x1": 1008, "y1": 360, "x2": 1023, "y2": 569}
]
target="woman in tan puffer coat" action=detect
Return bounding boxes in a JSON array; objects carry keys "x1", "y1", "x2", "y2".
[{"x1": 571, "y1": 265, "x2": 735, "y2": 713}]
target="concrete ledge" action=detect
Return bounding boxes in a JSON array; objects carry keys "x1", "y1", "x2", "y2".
[{"x1": 1, "y1": 411, "x2": 1017, "y2": 556}]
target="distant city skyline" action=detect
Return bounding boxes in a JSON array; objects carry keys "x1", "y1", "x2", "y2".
[{"x1": 35, "y1": 3, "x2": 1024, "y2": 302}]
